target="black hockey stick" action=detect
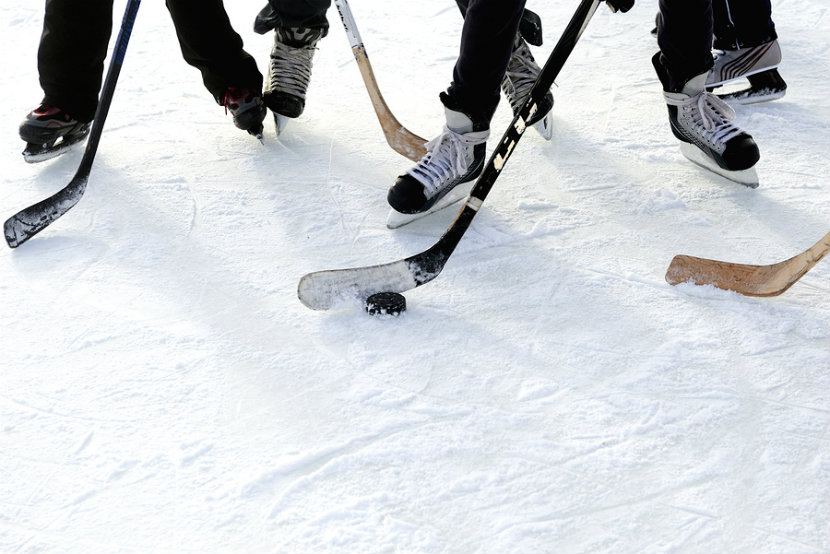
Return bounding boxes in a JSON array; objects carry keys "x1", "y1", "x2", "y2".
[
  {"x1": 298, "y1": 0, "x2": 605, "y2": 310},
  {"x1": 4, "y1": 0, "x2": 141, "y2": 248}
]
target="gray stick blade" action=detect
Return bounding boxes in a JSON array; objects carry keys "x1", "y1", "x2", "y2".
[
  {"x1": 4, "y1": 176, "x2": 88, "y2": 248},
  {"x1": 298, "y1": 260, "x2": 418, "y2": 310}
]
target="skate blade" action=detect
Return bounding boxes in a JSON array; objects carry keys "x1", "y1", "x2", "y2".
[
  {"x1": 532, "y1": 111, "x2": 554, "y2": 140},
  {"x1": 275, "y1": 114, "x2": 290, "y2": 137},
  {"x1": 709, "y1": 68, "x2": 786, "y2": 105},
  {"x1": 707, "y1": 65, "x2": 780, "y2": 88},
  {"x1": 717, "y1": 87, "x2": 786, "y2": 105},
  {"x1": 22, "y1": 140, "x2": 77, "y2": 164},
  {"x1": 248, "y1": 123, "x2": 265, "y2": 144},
  {"x1": 679, "y1": 142, "x2": 759, "y2": 188},
  {"x1": 386, "y1": 181, "x2": 475, "y2": 229}
]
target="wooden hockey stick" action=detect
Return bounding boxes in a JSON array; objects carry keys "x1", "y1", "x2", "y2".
[
  {"x1": 333, "y1": 0, "x2": 427, "y2": 162},
  {"x1": 665, "y1": 230, "x2": 830, "y2": 297}
]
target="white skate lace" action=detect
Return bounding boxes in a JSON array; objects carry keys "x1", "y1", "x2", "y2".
[
  {"x1": 408, "y1": 126, "x2": 488, "y2": 195},
  {"x1": 267, "y1": 40, "x2": 315, "y2": 99},
  {"x1": 501, "y1": 41, "x2": 538, "y2": 110},
  {"x1": 665, "y1": 91, "x2": 743, "y2": 146}
]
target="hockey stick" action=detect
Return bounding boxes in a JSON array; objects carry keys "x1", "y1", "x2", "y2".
[
  {"x1": 298, "y1": 0, "x2": 604, "y2": 310},
  {"x1": 665, "y1": 230, "x2": 830, "y2": 297},
  {"x1": 333, "y1": 0, "x2": 428, "y2": 162},
  {"x1": 4, "y1": 0, "x2": 141, "y2": 249}
]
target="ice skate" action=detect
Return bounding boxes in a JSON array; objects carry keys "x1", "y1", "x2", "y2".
[
  {"x1": 386, "y1": 101, "x2": 489, "y2": 228},
  {"x1": 502, "y1": 34, "x2": 555, "y2": 139},
  {"x1": 707, "y1": 39, "x2": 786, "y2": 104},
  {"x1": 19, "y1": 104, "x2": 91, "y2": 163},
  {"x1": 654, "y1": 54, "x2": 760, "y2": 187},
  {"x1": 219, "y1": 87, "x2": 266, "y2": 141},
  {"x1": 264, "y1": 26, "x2": 323, "y2": 134}
]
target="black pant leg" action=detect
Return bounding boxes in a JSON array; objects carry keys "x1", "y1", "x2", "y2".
[
  {"x1": 166, "y1": 0, "x2": 263, "y2": 100},
  {"x1": 656, "y1": 0, "x2": 715, "y2": 90},
  {"x1": 38, "y1": 0, "x2": 114, "y2": 122},
  {"x1": 446, "y1": 0, "x2": 526, "y2": 125},
  {"x1": 712, "y1": 0, "x2": 777, "y2": 49},
  {"x1": 268, "y1": 0, "x2": 331, "y2": 30}
]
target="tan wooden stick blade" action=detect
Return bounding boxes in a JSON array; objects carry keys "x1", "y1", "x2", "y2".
[
  {"x1": 353, "y1": 48, "x2": 427, "y2": 161},
  {"x1": 665, "y1": 230, "x2": 830, "y2": 297},
  {"x1": 334, "y1": 0, "x2": 427, "y2": 162}
]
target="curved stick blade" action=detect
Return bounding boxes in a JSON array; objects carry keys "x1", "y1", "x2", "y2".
[
  {"x1": 4, "y1": 176, "x2": 88, "y2": 248},
  {"x1": 666, "y1": 231, "x2": 830, "y2": 297}
]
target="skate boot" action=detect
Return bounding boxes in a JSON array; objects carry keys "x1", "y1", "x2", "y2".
[
  {"x1": 19, "y1": 104, "x2": 92, "y2": 163},
  {"x1": 264, "y1": 26, "x2": 324, "y2": 134},
  {"x1": 501, "y1": 34, "x2": 554, "y2": 139},
  {"x1": 654, "y1": 54, "x2": 760, "y2": 187},
  {"x1": 386, "y1": 97, "x2": 489, "y2": 228},
  {"x1": 219, "y1": 87, "x2": 266, "y2": 141},
  {"x1": 707, "y1": 38, "x2": 786, "y2": 104}
]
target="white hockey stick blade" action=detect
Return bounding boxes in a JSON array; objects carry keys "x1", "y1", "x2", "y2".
[
  {"x1": 666, "y1": 230, "x2": 830, "y2": 297},
  {"x1": 298, "y1": 259, "x2": 419, "y2": 310},
  {"x1": 533, "y1": 111, "x2": 554, "y2": 140},
  {"x1": 386, "y1": 181, "x2": 474, "y2": 229},
  {"x1": 679, "y1": 142, "x2": 759, "y2": 188}
]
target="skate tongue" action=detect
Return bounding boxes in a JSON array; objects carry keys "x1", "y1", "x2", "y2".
[
  {"x1": 681, "y1": 72, "x2": 709, "y2": 96},
  {"x1": 444, "y1": 108, "x2": 475, "y2": 134}
]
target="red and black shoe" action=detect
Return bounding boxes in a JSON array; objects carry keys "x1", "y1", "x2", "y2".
[
  {"x1": 19, "y1": 104, "x2": 91, "y2": 163},
  {"x1": 219, "y1": 88, "x2": 267, "y2": 139}
]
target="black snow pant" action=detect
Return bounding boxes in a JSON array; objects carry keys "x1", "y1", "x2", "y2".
[
  {"x1": 265, "y1": 0, "x2": 331, "y2": 30},
  {"x1": 443, "y1": 0, "x2": 527, "y2": 126},
  {"x1": 36, "y1": 0, "x2": 261, "y2": 122},
  {"x1": 655, "y1": 0, "x2": 776, "y2": 91},
  {"x1": 712, "y1": 0, "x2": 777, "y2": 50}
]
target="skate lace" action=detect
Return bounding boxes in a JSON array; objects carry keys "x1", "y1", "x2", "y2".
[
  {"x1": 665, "y1": 91, "x2": 743, "y2": 145},
  {"x1": 502, "y1": 41, "x2": 538, "y2": 109},
  {"x1": 408, "y1": 126, "x2": 487, "y2": 195},
  {"x1": 268, "y1": 40, "x2": 315, "y2": 99}
]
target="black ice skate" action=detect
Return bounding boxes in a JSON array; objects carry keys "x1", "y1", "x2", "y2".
[
  {"x1": 707, "y1": 39, "x2": 786, "y2": 105},
  {"x1": 219, "y1": 87, "x2": 267, "y2": 142},
  {"x1": 386, "y1": 102, "x2": 489, "y2": 229},
  {"x1": 502, "y1": 34, "x2": 555, "y2": 140},
  {"x1": 655, "y1": 54, "x2": 760, "y2": 187},
  {"x1": 264, "y1": 26, "x2": 324, "y2": 135},
  {"x1": 19, "y1": 104, "x2": 92, "y2": 163}
]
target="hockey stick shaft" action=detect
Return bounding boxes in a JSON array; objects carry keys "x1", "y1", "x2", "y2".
[
  {"x1": 298, "y1": 0, "x2": 602, "y2": 310},
  {"x1": 666, "y1": 230, "x2": 830, "y2": 297},
  {"x1": 333, "y1": 0, "x2": 428, "y2": 161},
  {"x1": 4, "y1": 0, "x2": 141, "y2": 249}
]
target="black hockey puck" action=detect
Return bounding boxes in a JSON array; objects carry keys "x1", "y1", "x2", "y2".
[{"x1": 365, "y1": 292, "x2": 406, "y2": 316}]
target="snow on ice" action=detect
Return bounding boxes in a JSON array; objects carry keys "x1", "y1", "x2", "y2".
[{"x1": 1, "y1": 1, "x2": 827, "y2": 553}]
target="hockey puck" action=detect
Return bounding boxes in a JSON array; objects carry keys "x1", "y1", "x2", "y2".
[{"x1": 365, "y1": 292, "x2": 406, "y2": 316}]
